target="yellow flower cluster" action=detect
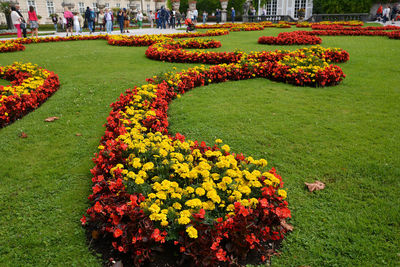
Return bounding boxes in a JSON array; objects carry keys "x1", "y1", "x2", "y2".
[
  {"x1": 0, "y1": 62, "x2": 50, "y2": 107},
  {"x1": 107, "y1": 72, "x2": 287, "y2": 240}
]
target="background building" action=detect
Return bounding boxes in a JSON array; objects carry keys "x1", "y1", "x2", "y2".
[{"x1": 263, "y1": 0, "x2": 313, "y2": 19}]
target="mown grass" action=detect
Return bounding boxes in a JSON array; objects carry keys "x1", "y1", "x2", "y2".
[{"x1": 0, "y1": 26, "x2": 399, "y2": 266}]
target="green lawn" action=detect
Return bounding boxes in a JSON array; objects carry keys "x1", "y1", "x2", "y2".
[{"x1": 0, "y1": 27, "x2": 399, "y2": 266}]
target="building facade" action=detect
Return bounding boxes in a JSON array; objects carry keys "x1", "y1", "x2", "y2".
[
  {"x1": 1, "y1": 0, "x2": 313, "y2": 25},
  {"x1": 263, "y1": 0, "x2": 313, "y2": 19}
]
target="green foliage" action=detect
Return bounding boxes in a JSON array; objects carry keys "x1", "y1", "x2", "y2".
[{"x1": 313, "y1": 0, "x2": 375, "y2": 14}]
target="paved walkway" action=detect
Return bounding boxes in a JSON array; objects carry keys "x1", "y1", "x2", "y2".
[{"x1": 0, "y1": 27, "x2": 187, "y2": 41}]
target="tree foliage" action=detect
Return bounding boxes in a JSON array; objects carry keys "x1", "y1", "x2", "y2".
[{"x1": 313, "y1": 0, "x2": 378, "y2": 14}]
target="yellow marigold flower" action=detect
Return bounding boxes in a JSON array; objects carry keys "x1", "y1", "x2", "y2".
[
  {"x1": 131, "y1": 158, "x2": 142, "y2": 168},
  {"x1": 186, "y1": 226, "x2": 198, "y2": 239},
  {"x1": 221, "y1": 144, "x2": 230, "y2": 152},
  {"x1": 195, "y1": 187, "x2": 205, "y2": 196},
  {"x1": 172, "y1": 202, "x2": 182, "y2": 210},
  {"x1": 215, "y1": 139, "x2": 223, "y2": 144},
  {"x1": 222, "y1": 176, "x2": 232, "y2": 184},
  {"x1": 148, "y1": 204, "x2": 160, "y2": 214},
  {"x1": 186, "y1": 186, "x2": 195, "y2": 194},
  {"x1": 278, "y1": 189, "x2": 287, "y2": 199},
  {"x1": 185, "y1": 198, "x2": 203, "y2": 208},
  {"x1": 156, "y1": 192, "x2": 167, "y2": 200},
  {"x1": 135, "y1": 177, "x2": 145, "y2": 184},
  {"x1": 142, "y1": 162, "x2": 154, "y2": 171},
  {"x1": 161, "y1": 220, "x2": 169, "y2": 227},
  {"x1": 178, "y1": 216, "x2": 191, "y2": 225}
]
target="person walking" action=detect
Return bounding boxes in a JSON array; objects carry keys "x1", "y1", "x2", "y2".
[
  {"x1": 28, "y1": 6, "x2": 39, "y2": 38},
  {"x1": 64, "y1": 7, "x2": 74, "y2": 36},
  {"x1": 160, "y1": 6, "x2": 167, "y2": 29},
  {"x1": 136, "y1": 10, "x2": 143, "y2": 29},
  {"x1": 79, "y1": 12, "x2": 84, "y2": 33},
  {"x1": 51, "y1": 14, "x2": 58, "y2": 32},
  {"x1": 149, "y1": 10, "x2": 155, "y2": 28},
  {"x1": 176, "y1": 11, "x2": 182, "y2": 28},
  {"x1": 123, "y1": 9, "x2": 130, "y2": 33},
  {"x1": 391, "y1": 4, "x2": 398, "y2": 24},
  {"x1": 105, "y1": 8, "x2": 113, "y2": 34},
  {"x1": 98, "y1": 9, "x2": 105, "y2": 32},
  {"x1": 171, "y1": 9, "x2": 176, "y2": 29},
  {"x1": 117, "y1": 9, "x2": 124, "y2": 33},
  {"x1": 10, "y1": 6, "x2": 22, "y2": 38},
  {"x1": 202, "y1": 11, "x2": 207, "y2": 24},
  {"x1": 376, "y1": 4, "x2": 383, "y2": 21},
  {"x1": 85, "y1": 7, "x2": 90, "y2": 29},
  {"x1": 192, "y1": 8, "x2": 198, "y2": 23},
  {"x1": 383, "y1": 5, "x2": 391, "y2": 24},
  {"x1": 15, "y1": 5, "x2": 27, "y2": 38},
  {"x1": 73, "y1": 12, "x2": 80, "y2": 34},
  {"x1": 231, "y1": 7, "x2": 236, "y2": 23},
  {"x1": 216, "y1": 9, "x2": 221, "y2": 24}
]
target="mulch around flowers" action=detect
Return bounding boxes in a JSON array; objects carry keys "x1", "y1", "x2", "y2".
[{"x1": 86, "y1": 228, "x2": 281, "y2": 267}]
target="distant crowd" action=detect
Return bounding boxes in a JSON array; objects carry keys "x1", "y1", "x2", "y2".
[
  {"x1": 10, "y1": 5, "x2": 243, "y2": 38},
  {"x1": 376, "y1": 3, "x2": 400, "y2": 24}
]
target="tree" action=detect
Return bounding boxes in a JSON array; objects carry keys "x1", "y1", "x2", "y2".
[
  {"x1": 0, "y1": 1, "x2": 12, "y2": 29},
  {"x1": 313, "y1": 0, "x2": 377, "y2": 14}
]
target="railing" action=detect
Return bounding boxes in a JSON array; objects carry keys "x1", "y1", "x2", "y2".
[
  {"x1": 309, "y1": 13, "x2": 370, "y2": 22},
  {"x1": 243, "y1": 15, "x2": 296, "y2": 23}
]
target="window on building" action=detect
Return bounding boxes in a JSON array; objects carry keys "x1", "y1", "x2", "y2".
[
  {"x1": 46, "y1": 1, "x2": 55, "y2": 16},
  {"x1": 116, "y1": 3, "x2": 120, "y2": 8},
  {"x1": 105, "y1": 3, "x2": 110, "y2": 8},
  {"x1": 79, "y1": 2, "x2": 85, "y2": 14},
  {"x1": 294, "y1": 0, "x2": 307, "y2": 18},
  {"x1": 265, "y1": 0, "x2": 277, "y2": 15},
  {"x1": 92, "y1": 2, "x2": 98, "y2": 12},
  {"x1": 27, "y1": 0, "x2": 36, "y2": 10}
]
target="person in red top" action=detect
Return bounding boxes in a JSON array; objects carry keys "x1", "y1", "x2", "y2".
[
  {"x1": 376, "y1": 4, "x2": 383, "y2": 21},
  {"x1": 28, "y1": 6, "x2": 39, "y2": 38}
]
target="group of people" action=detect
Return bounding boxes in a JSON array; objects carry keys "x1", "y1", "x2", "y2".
[
  {"x1": 10, "y1": 5, "x2": 39, "y2": 38},
  {"x1": 376, "y1": 4, "x2": 400, "y2": 24}
]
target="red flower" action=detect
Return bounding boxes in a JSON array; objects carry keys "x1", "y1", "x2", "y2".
[{"x1": 113, "y1": 228, "x2": 123, "y2": 238}]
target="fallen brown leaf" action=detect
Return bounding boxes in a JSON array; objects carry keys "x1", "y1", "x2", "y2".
[
  {"x1": 305, "y1": 180, "x2": 325, "y2": 192},
  {"x1": 75, "y1": 133, "x2": 82, "y2": 136},
  {"x1": 20, "y1": 132, "x2": 28, "y2": 138},
  {"x1": 44, "y1": 116, "x2": 59, "y2": 122},
  {"x1": 280, "y1": 219, "x2": 294, "y2": 232},
  {"x1": 91, "y1": 230, "x2": 99, "y2": 240}
]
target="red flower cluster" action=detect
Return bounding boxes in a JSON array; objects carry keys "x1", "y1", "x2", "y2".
[
  {"x1": 388, "y1": 31, "x2": 400, "y2": 39},
  {"x1": 258, "y1": 31, "x2": 322, "y2": 45},
  {"x1": 0, "y1": 41, "x2": 25, "y2": 53},
  {"x1": 311, "y1": 24, "x2": 400, "y2": 31},
  {"x1": 0, "y1": 63, "x2": 60, "y2": 128}
]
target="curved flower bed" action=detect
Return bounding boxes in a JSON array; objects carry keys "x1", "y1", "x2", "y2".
[
  {"x1": 0, "y1": 40, "x2": 25, "y2": 53},
  {"x1": 230, "y1": 24, "x2": 265, "y2": 32},
  {"x1": 83, "y1": 61, "x2": 293, "y2": 266},
  {"x1": 0, "y1": 30, "x2": 230, "y2": 54},
  {"x1": 258, "y1": 31, "x2": 322, "y2": 45},
  {"x1": 0, "y1": 62, "x2": 60, "y2": 128}
]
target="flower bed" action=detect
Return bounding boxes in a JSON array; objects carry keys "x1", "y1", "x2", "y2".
[
  {"x1": 258, "y1": 31, "x2": 322, "y2": 45},
  {"x1": 83, "y1": 59, "x2": 293, "y2": 267},
  {"x1": 0, "y1": 62, "x2": 60, "y2": 128},
  {"x1": 0, "y1": 40, "x2": 25, "y2": 53}
]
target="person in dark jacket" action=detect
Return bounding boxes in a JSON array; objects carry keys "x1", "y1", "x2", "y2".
[
  {"x1": 160, "y1": 6, "x2": 167, "y2": 29},
  {"x1": 85, "y1": 7, "x2": 90, "y2": 29},
  {"x1": 117, "y1": 9, "x2": 124, "y2": 33}
]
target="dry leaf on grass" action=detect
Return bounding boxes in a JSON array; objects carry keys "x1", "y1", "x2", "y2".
[
  {"x1": 44, "y1": 116, "x2": 59, "y2": 122},
  {"x1": 91, "y1": 230, "x2": 99, "y2": 240},
  {"x1": 280, "y1": 219, "x2": 294, "y2": 232},
  {"x1": 305, "y1": 180, "x2": 325, "y2": 192},
  {"x1": 20, "y1": 132, "x2": 28, "y2": 138},
  {"x1": 75, "y1": 133, "x2": 82, "y2": 136}
]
